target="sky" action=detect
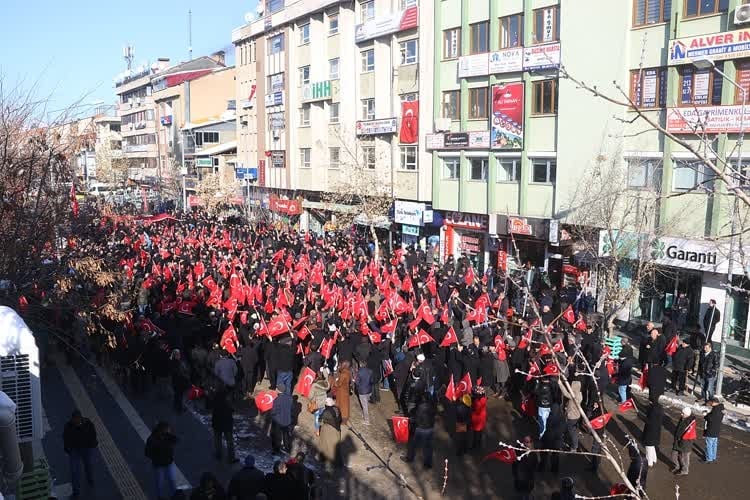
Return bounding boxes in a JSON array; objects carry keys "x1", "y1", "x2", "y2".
[{"x1": 0, "y1": 0, "x2": 258, "y2": 115}]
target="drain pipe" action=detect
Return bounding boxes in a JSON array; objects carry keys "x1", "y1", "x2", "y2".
[{"x1": 0, "y1": 391, "x2": 23, "y2": 487}]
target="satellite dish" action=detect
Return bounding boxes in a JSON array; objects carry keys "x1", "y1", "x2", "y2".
[
  {"x1": 256, "y1": 3, "x2": 264, "y2": 14},
  {"x1": 244, "y1": 12, "x2": 255, "y2": 23}
]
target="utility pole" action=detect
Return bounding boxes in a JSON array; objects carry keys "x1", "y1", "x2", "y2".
[{"x1": 188, "y1": 10, "x2": 193, "y2": 60}]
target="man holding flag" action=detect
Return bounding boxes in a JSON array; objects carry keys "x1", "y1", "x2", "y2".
[{"x1": 671, "y1": 407, "x2": 696, "y2": 476}]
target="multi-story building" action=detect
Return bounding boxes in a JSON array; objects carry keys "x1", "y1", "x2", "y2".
[
  {"x1": 232, "y1": 0, "x2": 433, "y2": 233},
  {"x1": 427, "y1": 0, "x2": 750, "y2": 352},
  {"x1": 93, "y1": 113, "x2": 122, "y2": 184}
]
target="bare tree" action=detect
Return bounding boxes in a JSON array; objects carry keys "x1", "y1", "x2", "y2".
[{"x1": 194, "y1": 172, "x2": 241, "y2": 214}]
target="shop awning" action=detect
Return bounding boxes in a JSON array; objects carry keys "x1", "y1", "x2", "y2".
[{"x1": 195, "y1": 140, "x2": 237, "y2": 157}]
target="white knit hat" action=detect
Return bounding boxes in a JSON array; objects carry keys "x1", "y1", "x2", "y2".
[
  {"x1": 325, "y1": 397, "x2": 335, "y2": 406},
  {"x1": 682, "y1": 407, "x2": 692, "y2": 417}
]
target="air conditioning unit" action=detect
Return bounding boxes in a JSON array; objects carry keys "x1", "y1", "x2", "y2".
[
  {"x1": 136, "y1": 97, "x2": 142, "y2": 106},
  {"x1": 735, "y1": 4, "x2": 750, "y2": 24},
  {"x1": 434, "y1": 118, "x2": 451, "y2": 132}
]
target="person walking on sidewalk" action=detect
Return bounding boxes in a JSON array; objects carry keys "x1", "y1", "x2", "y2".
[
  {"x1": 355, "y1": 362, "x2": 373, "y2": 425},
  {"x1": 671, "y1": 407, "x2": 697, "y2": 476},
  {"x1": 63, "y1": 409, "x2": 98, "y2": 499},
  {"x1": 211, "y1": 390, "x2": 237, "y2": 464},
  {"x1": 319, "y1": 397, "x2": 343, "y2": 470},
  {"x1": 271, "y1": 383, "x2": 293, "y2": 454},
  {"x1": 642, "y1": 402, "x2": 664, "y2": 468},
  {"x1": 145, "y1": 421, "x2": 179, "y2": 500},
  {"x1": 703, "y1": 397, "x2": 724, "y2": 463},
  {"x1": 697, "y1": 343, "x2": 719, "y2": 404},
  {"x1": 403, "y1": 394, "x2": 437, "y2": 469}
]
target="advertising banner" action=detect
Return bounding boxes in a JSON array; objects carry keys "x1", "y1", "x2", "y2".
[
  {"x1": 270, "y1": 195, "x2": 302, "y2": 216},
  {"x1": 523, "y1": 42, "x2": 561, "y2": 70},
  {"x1": 669, "y1": 28, "x2": 750, "y2": 65},
  {"x1": 666, "y1": 106, "x2": 750, "y2": 134},
  {"x1": 425, "y1": 133, "x2": 445, "y2": 150},
  {"x1": 491, "y1": 83, "x2": 524, "y2": 150},
  {"x1": 394, "y1": 200, "x2": 425, "y2": 226},
  {"x1": 265, "y1": 92, "x2": 284, "y2": 107},
  {"x1": 489, "y1": 48, "x2": 523, "y2": 74},
  {"x1": 458, "y1": 53, "x2": 490, "y2": 78},
  {"x1": 356, "y1": 118, "x2": 397, "y2": 136},
  {"x1": 355, "y1": 6, "x2": 418, "y2": 43}
]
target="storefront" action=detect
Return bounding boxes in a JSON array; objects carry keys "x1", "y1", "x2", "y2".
[
  {"x1": 393, "y1": 200, "x2": 439, "y2": 254},
  {"x1": 438, "y1": 210, "x2": 489, "y2": 270},
  {"x1": 493, "y1": 215, "x2": 549, "y2": 271}
]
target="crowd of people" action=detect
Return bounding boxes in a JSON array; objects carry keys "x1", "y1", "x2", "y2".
[{"x1": 46, "y1": 209, "x2": 727, "y2": 500}]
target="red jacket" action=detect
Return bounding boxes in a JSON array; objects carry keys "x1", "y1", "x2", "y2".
[{"x1": 470, "y1": 396, "x2": 487, "y2": 431}]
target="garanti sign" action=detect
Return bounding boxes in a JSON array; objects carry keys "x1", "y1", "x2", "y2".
[{"x1": 669, "y1": 28, "x2": 750, "y2": 65}]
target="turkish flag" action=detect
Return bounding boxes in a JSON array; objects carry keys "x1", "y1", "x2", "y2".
[
  {"x1": 464, "y1": 266, "x2": 475, "y2": 286},
  {"x1": 381, "y1": 318, "x2": 398, "y2": 333},
  {"x1": 494, "y1": 336, "x2": 507, "y2": 361},
  {"x1": 526, "y1": 361, "x2": 540, "y2": 381},
  {"x1": 638, "y1": 366, "x2": 649, "y2": 390},
  {"x1": 518, "y1": 328, "x2": 533, "y2": 350},
  {"x1": 297, "y1": 326, "x2": 311, "y2": 341},
  {"x1": 254, "y1": 390, "x2": 278, "y2": 413},
  {"x1": 562, "y1": 305, "x2": 576, "y2": 323},
  {"x1": 202, "y1": 276, "x2": 217, "y2": 291},
  {"x1": 618, "y1": 399, "x2": 637, "y2": 413},
  {"x1": 682, "y1": 419, "x2": 697, "y2": 440},
  {"x1": 574, "y1": 318, "x2": 588, "y2": 332},
  {"x1": 402, "y1": 274, "x2": 413, "y2": 294},
  {"x1": 590, "y1": 412, "x2": 612, "y2": 430},
  {"x1": 665, "y1": 335, "x2": 679, "y2": 356},
  {"x1": 520, "y1": 395, "x2": 536, "y2": 417},
  {"x1": 267, "y1": 316, "x2": 290, "y2": 337},
  {"x1": 407, "y1": 330, "x2": 435, "y2": 348},
  {"x1": 417, "y1": 300, "x2": 436, "y2": 325},
  {"x1": 552, "y1": 338, "x2": 565, "y2": 353},
  {"x1": 440, "y1": 326, "x2": 458, "y2": 347},
  {"x1": 295, "y1": 367, "x2": 316, "y2": 398},
  {"x1": 539, "y1": 342, "x2": 552, "y2": 356},
  {"x1": 369, "y1": 331, "x2": 382, "y2": 344},
  {"x1": 220, "y1": 325, "x2": 238, "y2": 354},
  {"x1": 465, "y1": 307, "x2": 480, "y2": 323},
  {"x1": 543, "y1": 363, "x2": 559, "y2": 376},
  {"x1": 177, "y1": 300, "x2": 196, "y2": 315},
  {"x1": 445, "y1": 374, "x2": 457, "y2": 401},
  {"x1": 456, "y1": 372, "x2": 473, "y2": 397},
  {"x1": 392, "y1": 416, "x2": 410, "y2": 443},
  {"x1": 320, "y1": 337, "x2": 335, "y2": 359},
  {"x1": 482, "y1": 448, "x2": 517, "y2": 464},
  {"x1": 399, "y1": 100, "x2": 419, "y2": 144},
  {"x1": 610, "y1": 484, "x2": 629, "y2": 495}
]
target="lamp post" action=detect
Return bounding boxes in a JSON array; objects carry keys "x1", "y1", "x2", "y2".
[{"x1": 693, "y1": 57, "x2": 746, "y2": 397}]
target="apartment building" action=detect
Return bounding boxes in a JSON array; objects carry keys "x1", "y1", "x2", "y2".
[
  {"x1": 93, "y1": 114, "x2": 122, "y2": 184},
  {"x1": 232, "y1": 0, "x2": 433, "y2": 232}
]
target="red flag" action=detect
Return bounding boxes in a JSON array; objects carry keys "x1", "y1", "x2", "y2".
[
  {"x1": 382, "y1": 359, "x2": 394, "y2": 377},
  {"x1": 590, "y1": 412, "x2": 612, "y2": 430},
  {"x1": 610, "y1": 484, "x2": 629, "y2": 495},
  {"x1": 392, "y1": 416, "x2": 410, "y2": 443},
  {"x1": 465, "y1": 266, "x2": 475, "y2": 286},
  {"x1": 320, "y1": 337, "x2": 335, "y2": 359},
  {"x1": 539, "y1": 342, "x2": 552, "y2": 356},
  {"x1": 456, "y1": 372, "x2": 473, "y2": 397},
  {"x1": 682, "y1": 419, "x2": 697, "y2": 440},
  {"x1": 552, "y1": 338, "x2": 565, "y2": 353},
  {"x1": 543, "y1": 363, "x2": 559, "y2": 376},
  {"x1": 494, "y1": 336, "x2": 507, "y2": 361},
  {"x1": 267, "y1": 316, "x2": 290, "y2": 337},
  {"x1": 638, "y1": 365, "x2": 649, "y2": 390},
  {"x1": 202, "y1": 276, "x2": 217, "y2": 291},
  {"x1": 417, "y1": 300, "x2": 435, "y2": 325},
  {"x1": 482, "y1": 448, "x2": 517, "y2": 464},
  {"x1": 369, "y1": 331, "x2": 382, "y2": 344},
  {"x1": 445, "y1": 374, "x2": 457, "y2": 401},
  {"x1": 220, "y1": 324, "x2": 238, "y2": 354},
  {"x1": 440, "y1": 326, "x2": 458, "y2": 347},
  {"x1": 294, "y1": 367, "x2": 316, "y2": 398},
  {"x1": 465, "y1": 307, "x2": 480, "y2": 323},
  {"x1": 526, "y1": 361, "x2": 540, "y2": 381},
  {"x1": 254, "y1": 390, "x2": 278, "y2": 413},
  {"x1": 399, "y1": 100, "x2": 419, "y2": 144},
  {"x1": 70, "y1": 184, "x2": 79, "y2": 218},
  {"x1": 562, "y1": 305, "x2": 575, "y2": 323},
  {"x1": 665, "y1": 335, "x2": 679, "y2": 356},
  {"x1": 520, "y1": 394, "x2": 536, "y2": 417},
  {"x1": 518, "y1": 328, "x2": 533, "y2": 350},
  {"x1": 574, "y1": 318, "x2": 587, "y2": 332},
  {"x1": 401, "y1": 274, "x2": 413, "y2": 294},
  {"x1": 407, "y1": 330, "x2": 435, "y2": 348},
  {"x1": 618, "y1": 399, "x2": 637, "y2": 413},
  {"x1": 18, "y1": 295, "x2": 29, "y2": 313},
  {"x1": 381, "y1": 318, "x2": 398, "y2": 333}
]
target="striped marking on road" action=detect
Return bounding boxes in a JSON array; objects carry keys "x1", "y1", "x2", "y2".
[
  {"x1": 58, "y1": 361, "x2": 147, "y2": 500},
  {"x1": 92, "y1": 364, "x2": 191, "y2": 489}
]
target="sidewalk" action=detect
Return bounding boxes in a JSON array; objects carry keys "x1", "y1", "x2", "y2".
[{"x1": 613, "y1": 325, "x2": 750, "y2": 431}]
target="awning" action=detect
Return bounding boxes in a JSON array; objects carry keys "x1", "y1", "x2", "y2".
[{"x1": 194, "y1": 141, "x2": 237, "y2": 156}]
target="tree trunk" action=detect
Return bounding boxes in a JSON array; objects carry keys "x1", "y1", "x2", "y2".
[{"x1": 369, "y1": 223, "x2": 379, "y2": 261}]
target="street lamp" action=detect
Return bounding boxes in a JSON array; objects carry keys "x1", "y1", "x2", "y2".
[{"x1": 693, "y1": 57, "x2": 746, "y2": 397}]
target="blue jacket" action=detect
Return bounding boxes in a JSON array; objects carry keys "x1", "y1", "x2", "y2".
[
  {"x1": 356, "y1": 366, "x2": 373, "y2": 395},
  {"x1": 272, "y1": 392, "x2": 293, "y2": 427}
]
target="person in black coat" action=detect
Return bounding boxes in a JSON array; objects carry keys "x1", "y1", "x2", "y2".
[
  {"x1": 644, "y1": 329, "x2": 666, "y2": 366},
  {"x1": 647, "y1": 364, "x2": 667, "y2": 404},
  {"x1": 670, "y1": 339, "x2": 694, "y2": 396},
  {"x1": 227, "y1": 455, "x2": 265, "y2": 500},
  {"x1": 145, "y1": 421, "x2": 179, "y2": 499},
  {"x1": 63, "y1": 410, "x2": 98, "y2": 497},
  {"x1": 538, "y1": 403, "x2": 565, "y2": 474},
  {"x1": 642, "y1": 403, "x2": 663, "y2": 467},
  {"x1": 211, "y1": 391, "x2": 237, "y2": 463},
  {"x1": 626, "y1": 442, "x2": 648, "y2": 492},
  {"x1": 512, "y1": 435, "x2": 538, "y2": 499},
  {"x1": 239, "y1": 339, "x2": 261, "y2": 395},
  {"x1": 617, "y1": 352, "x2": 635, "y2": 403},
  {"x1": 703, "y1": 398, "x2": 724, "y2": 463}
]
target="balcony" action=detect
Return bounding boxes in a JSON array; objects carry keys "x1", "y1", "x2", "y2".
[
  {"x1": 118, "y1": 96, "x2": 155, "y2": 114},
  {"x1": 123, "y1": 144, "x2": 158, "y2": 155}
]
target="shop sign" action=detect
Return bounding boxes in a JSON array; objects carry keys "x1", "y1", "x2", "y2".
[
  {"x1": 423, "y1": 210, "x2": 433, "y2": 224},
  {"x1": 402, "y1": 224, "x2": 420, "y2": 236},
  {"x1": 497, "y1": 249, "x2": 508, "y2": 273},
  {"x1": 426, "y1": 132, "x2": 490, "y2": 150},
  {"x1": 270, "y1": 151, "x2": 285, "y2": 168},
  {"x1": 270, "y1": 195, "x2": 302, "y2": 215},
  {"x1": 444, "y1": 211, "x2": 488, "y2": 231},
  {"x1": 394, "y1": 200, "x2": 425, "y2": 226},
  {"x1": 265, "y1": 92, "x2": 284, "y2": 107},
  {"x1": 258, "y1": 159, "x2": 266, "y2": 187},
  {"x1": 425, "y1": 133, "x2": 445, "y2": 150},
  {"x1": 355, "y1": 6, "x2": 418, "y2": 43},
  {"x1": 508, "y1": 217, "x2": 533, "y2": 235},
  {"x1": 269, "y1": 73, "x2": 284, "y2": 93},
  {"x1": 459, "y1": 234, "x2": 482, "y2": 255},
  {"x1": 523, "y1": 42, "x2": 561, "y2": 70},
  {"x1": 195, "y1": 158, "x2": 213, "y2": 167},
  {"x1": 549, "y1": 219, "x2": 559, "y2": 244},
  {"x1": 457, "y1": 53, "x2": 489, "y2": 78},
  {"x1": 356, "y1": 118, "x2": 397, "y2": 136},
  {"x1": 302, "y1": 80, "x2": 331, "y2": 102},
  {"x1": 666, "y1": 106, "x2": 750, "y2": 134},
  {"x1": 489, "y1": 48, "x2": 523, "y2": 74},
  {"x1": 491, "y1": 83, "x2": 524, "y2": 150},
  {"x1": 444, "y1": 133, "x2": 469, "y2": 148},
  {"x1": 269, "y1": 112, "x2": 285, "y2": 130},
  {"x1": 668, "y1": 28, "x2": 750, "y2": 66},
  {"x1": 469, "y1": 131, "x2": 490, "y2": 148}
]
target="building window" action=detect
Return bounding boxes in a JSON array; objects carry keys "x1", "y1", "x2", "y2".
[
  {"x1": 401, "y1": 93, "x2": 418, "y2": 102},
  {"x1": 361, "y1": 140, "x2": 376, "y2": 169},
  {"x1": 684, "y1": 0, "x2": 729, "y2": 18},
  {"x1": 194, "y1": 131, "x2": 219, "y2": 145},
  {"x1": 470, "y1": 22, "x2": 489, "y2": 54},
  {"x1": 443, "y1": 157, "x2": 460, "y2": 179},
  {"x1": 269, "y1": 34, "x2": 284, "y2": 54},
  {"x1": 469, "y1": 158, "x2": 488, "y2": 181},
  {"x1": 329, "y1": 147, "x2": 340, "y2": 168},
  {"x1": 400, "y1": 146, "x2": 418, "y2": 170},
  {"x1": 499, "y1": 14, "x2": 523, "y2": 49},
  {"x1": 673, "y1": 160, "x2": 715, "y2": 191},
  {"x1": 361, "y1": 0, "x2": 375, "y2": 23},
  {"x1": 299, "y1": 66, "x2": 310, "y2": 86},
  {"x1": 361, "y1": 98, "x2": 375, "y2": 120},
  {"x1": 300, "y1": 104, "x2": 311, "y2": 126},
  {"x1": 400, "y1": 39, "x2": 418, "y2": 65},
  {"x1": 361, "y1": 49, "x2": 375, "y2": 72},
  {"x1": 401, "y1": 0, "x2": 417, "y2": 8},
  {"x1": 531, "y1": 158, "x2": 556, "y2": 183},
  {"x1": 679, "y1": 62, "x2": 724, "y2": 106},
  {"x1": 532, "y1": 6, "x2": 560, "y2": 44},
  {"x1": 469, "y1": 87, "x2": 488, "y2": 119},
  {"x1": 299, "y1": 23, "x2": 310, "y2": 45},
  {"x1": 633, "y1": 0, "x2": 672, "y2": 26},
  {"x1": 629, "y1": 67, "x2": 668, "y2": 108},
  {"x1": 627, "y1": 158, "x2": 662, "y2": 189},
  {"x1": 531, "y1": 79, "x2": 558, "y2": 115},
  {"x1": 443, "y1": 90, "x2": 460, "y2": 120},
  {"x1": 328, "y1": 11, "x2": 339, "y2": 35},
  {"x1": 443, "y1": 28, "x2": 461, "y2": 59},
  {"x1": 329, "y1": 102, "x2": 340, "y2": 123},
  {"x1": 329, "y1": 58, "x2": 340, "y2": 80},
  {"x1": 735, "y1": 59, "x2": 750, "y2": 104},
  {"x1": 300, "y1": 148, "x2": 311, "y2": 168},
  {"x1": 497, "y1": 156, "x2": 521, "y2": 182}
]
